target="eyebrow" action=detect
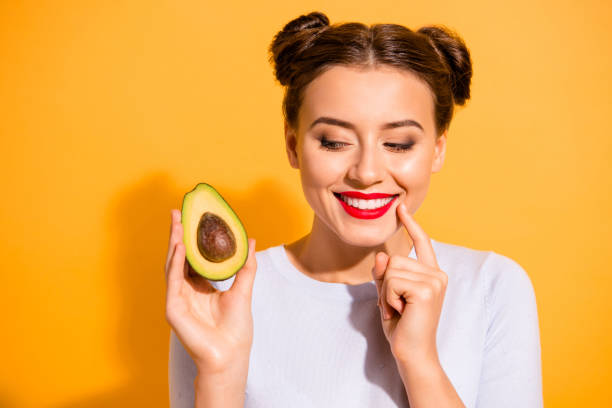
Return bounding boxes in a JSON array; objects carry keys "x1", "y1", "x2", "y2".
[{"x1": 308, "y1": 116, "x2": 424, "y2": 132}]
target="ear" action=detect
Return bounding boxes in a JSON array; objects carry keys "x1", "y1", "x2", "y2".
[
  {"x1": 431, "y1": 130, "x2": 447, "y2": 173},
  {"x1": 284, "y1": 121, "x2": 300, "y2": 169}
]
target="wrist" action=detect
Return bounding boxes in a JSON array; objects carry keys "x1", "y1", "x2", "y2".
[
  {"x1": 393, "y1": 344, "x2": 439, "y2": 367},
  {"x1": 195, "y1": 361, "x2": 250, "y2": 408},
  {"x1": 395, "y1": 350, "x2": 441, "y2": 379},
  {"x1": 194, "y1": 344, "x2": 251, "y2": 375},
  {"x1": 395, "y1": 353, "x2": 466, "y2": 408},
  {"x1": 195, "y1": 367, "x2": 248, "y2": 390},
  {"x1": 196, "y1": 353, "x2": 250, "y2": 378}
]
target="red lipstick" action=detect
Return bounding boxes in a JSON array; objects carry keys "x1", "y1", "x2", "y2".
[
  {"x1": 333, "y1": 191, "x2": 398, "y2": 220},
  {"x1": 339, "y1": 191, "x2": 395, "y2": 199}
]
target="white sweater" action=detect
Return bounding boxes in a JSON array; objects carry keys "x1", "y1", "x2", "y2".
[{"x1": 169, "y1": 238, "x2": 543, "y2": 407}]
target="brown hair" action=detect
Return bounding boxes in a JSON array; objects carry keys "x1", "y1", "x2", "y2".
[{"x1": 268, "y1": 11, "x2": 473, "y2": 137}]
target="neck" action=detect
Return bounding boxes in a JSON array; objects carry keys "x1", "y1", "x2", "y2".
[{"x1": 285, "y1": 215, "x2": 414, "y2": 285}]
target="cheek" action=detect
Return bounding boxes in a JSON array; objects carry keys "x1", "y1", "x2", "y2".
[
  {"x1": 391, "y1": 154, "x2": 433, "y2": 188},
  {"x1": 300, "y1": 151, "x2": 346, "y2": 188}
]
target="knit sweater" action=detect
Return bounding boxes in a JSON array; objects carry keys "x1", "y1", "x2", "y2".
[{"x1": 169, "y1": 238, "x2": 543, "y2": 407}]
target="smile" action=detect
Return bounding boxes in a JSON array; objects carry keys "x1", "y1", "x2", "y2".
[{"x1": 333, "y1": 192, "x2": 399, "y2": 219}]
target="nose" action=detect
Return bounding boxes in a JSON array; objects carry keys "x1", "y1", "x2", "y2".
[{"x1": 346, "y1": 140, "x2": 384, "y2": 187}]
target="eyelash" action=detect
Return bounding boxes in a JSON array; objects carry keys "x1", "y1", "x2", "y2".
[
  {"x1": 319, "y1": 136, "x2": 415, "y2": 152},
  {"x1": 319, "y1": 137, "x2": 346, "y2": 151}
]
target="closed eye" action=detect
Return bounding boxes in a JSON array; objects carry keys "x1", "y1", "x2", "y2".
[
  {"x1": 385, "y1": 141, "x2": 415, "y2": 152},
  {"x1": 319, "y1": 137, "x2": 415, "y2": 152},
  {"x1": 319, "y1": 136, "x2": 348, "y2": 151}
]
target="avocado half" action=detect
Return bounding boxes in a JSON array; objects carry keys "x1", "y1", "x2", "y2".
[{"x1": 181, "y1": 183, "x2": 248, "y2": 281}]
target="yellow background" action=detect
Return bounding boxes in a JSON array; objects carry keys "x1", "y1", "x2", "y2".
[{"x1": 1, "y1": 1, "x2": 610, "y2": 406}]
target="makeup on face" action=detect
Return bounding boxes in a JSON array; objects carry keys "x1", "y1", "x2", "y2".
[
  {"x1": 333, "y1": 191, "x2": 399, "y2": 219},
  {"x1": 293, "y1": 65, "x2": 439, "y2": 246}
]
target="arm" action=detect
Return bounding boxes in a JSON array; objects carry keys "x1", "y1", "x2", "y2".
[
  {"x1": 396, "y1": 355, "x2": 466, "y2": 408},
  {"x1": 194, "y1": 362, "x2": 249, "y2": 408},
  {"x1": 475, "y1": 254, "x2": 543, "y2": 408},
  {"x1": 169, "y1": 329, "x2": 249, "y2": 408},
  {"x1": 165, "y1": 210, "x2": 257, "y2": 408},
  {"x1": 371, "y1": 204, "x2": 467, "y2": 407}
]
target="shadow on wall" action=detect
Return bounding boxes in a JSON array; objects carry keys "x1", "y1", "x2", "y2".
[
  {"x1": 55, "y1": 172, "x2": 307, "y2": 407},
  {"x1": 0, "y1": 394, "x2": 18, "y2": 408}
]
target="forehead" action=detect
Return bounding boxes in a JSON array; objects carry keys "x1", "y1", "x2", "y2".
[{"x1": 298, "y1": 64, "x2": 435, "y2": 133}]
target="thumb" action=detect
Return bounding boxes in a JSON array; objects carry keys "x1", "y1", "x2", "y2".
[{"x1": 230, "y1": 238, "x2": 257, "y2": 298}]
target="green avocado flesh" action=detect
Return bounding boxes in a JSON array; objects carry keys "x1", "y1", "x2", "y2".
[{"x1": 181, "y1": 183, "x2": 248, "y2": 281}]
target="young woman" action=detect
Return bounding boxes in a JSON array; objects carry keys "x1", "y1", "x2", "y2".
[{"x1": 165, "y1": 11, "x2": 543, "y2": 408}]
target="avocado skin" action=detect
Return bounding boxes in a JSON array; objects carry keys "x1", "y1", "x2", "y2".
[{"x1": 181, "y1": 183, "x2": 248, "y2": 281}]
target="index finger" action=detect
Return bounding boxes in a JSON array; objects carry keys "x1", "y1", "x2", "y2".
[{"x1": 397, "y1": 202, "x2": 438, "y2": 268}]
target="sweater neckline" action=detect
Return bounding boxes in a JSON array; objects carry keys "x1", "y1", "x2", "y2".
[{"x1": 267, "y1": 243, "x2": 418, "y2": 302}]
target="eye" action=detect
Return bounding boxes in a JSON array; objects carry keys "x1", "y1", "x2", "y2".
[
  {"x1": 384, "y1": 141, "x2": 415, "y2": 152},
  {"x1": 319, "y1": 136, "x2": 348, "y2": 151}
]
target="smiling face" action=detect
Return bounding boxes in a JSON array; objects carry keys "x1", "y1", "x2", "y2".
[{"x1": 285, "y1": 64, "x2": 447, "y2": 247}]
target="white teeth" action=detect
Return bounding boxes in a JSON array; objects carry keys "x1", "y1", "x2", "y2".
[{"x1": 340, "y1": 194, "x2": 394, "y2": 210}]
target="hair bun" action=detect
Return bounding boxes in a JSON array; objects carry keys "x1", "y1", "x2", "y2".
[
  {"x1": 268, "y1": 11, "x2": 330, "y2": 86},
  {"x1": 417, "y1": 25, "x2": 473, "y2": 106},
  {"x1": 282, "y1": 11, "x2": 330, "y2": 32}
]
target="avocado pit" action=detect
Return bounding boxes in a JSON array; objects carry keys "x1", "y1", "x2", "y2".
[{"x1": 196, "y1": 212, "x2": 237, "y2": 263}]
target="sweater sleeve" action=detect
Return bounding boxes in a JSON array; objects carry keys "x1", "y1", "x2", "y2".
[
  {"x1": 169, "y1": 329, "x2": 197, "y2": 408},
  {"x1": 475, "y1": 252, "x2": 543, "y2": 408}
]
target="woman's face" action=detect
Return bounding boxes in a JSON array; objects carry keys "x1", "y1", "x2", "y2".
[{"x1": 285, "y1": 64, "x2": 447, "y2": 247}]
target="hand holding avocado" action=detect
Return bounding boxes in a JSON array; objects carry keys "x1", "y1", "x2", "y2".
[{"x1": 164, "y1": 198, "x2": 257, "y2": 374}]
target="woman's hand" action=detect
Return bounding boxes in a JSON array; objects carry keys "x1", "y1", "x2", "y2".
[
  {"x1": 371, "y1": 202, "x2": 448, "y2": 365},
  {"x1": 165, "y1": 209, "x2": 257, "y2": 374}
]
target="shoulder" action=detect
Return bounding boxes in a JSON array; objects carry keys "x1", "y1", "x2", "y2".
[
  {"x1": 481, "y1": 249, "x2": 537, "y2": 308},
  {"x1": 431, "y1": 238, "x2": 536, "y2": 303},
  {"x1": 436, "y1": 238, "x2": 539, "y2": 317},
  {"x1": 430, "y1": 238, "x2": 491, "y2": 287},
  {"x1": 431, "y1": 238, "x2": 491, "y2": 271}
]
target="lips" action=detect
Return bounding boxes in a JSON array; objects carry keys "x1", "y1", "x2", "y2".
[
  {"x1": 338, "y1": 191, "x2": 397, "y2": 199},
  {"x1": 333, "y1": 191, "x2": 399, "y2": 219}
]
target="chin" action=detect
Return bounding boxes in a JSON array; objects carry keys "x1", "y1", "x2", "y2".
[{"x1": 337, "y1": 226, "x2": 395, "y2": 248}]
